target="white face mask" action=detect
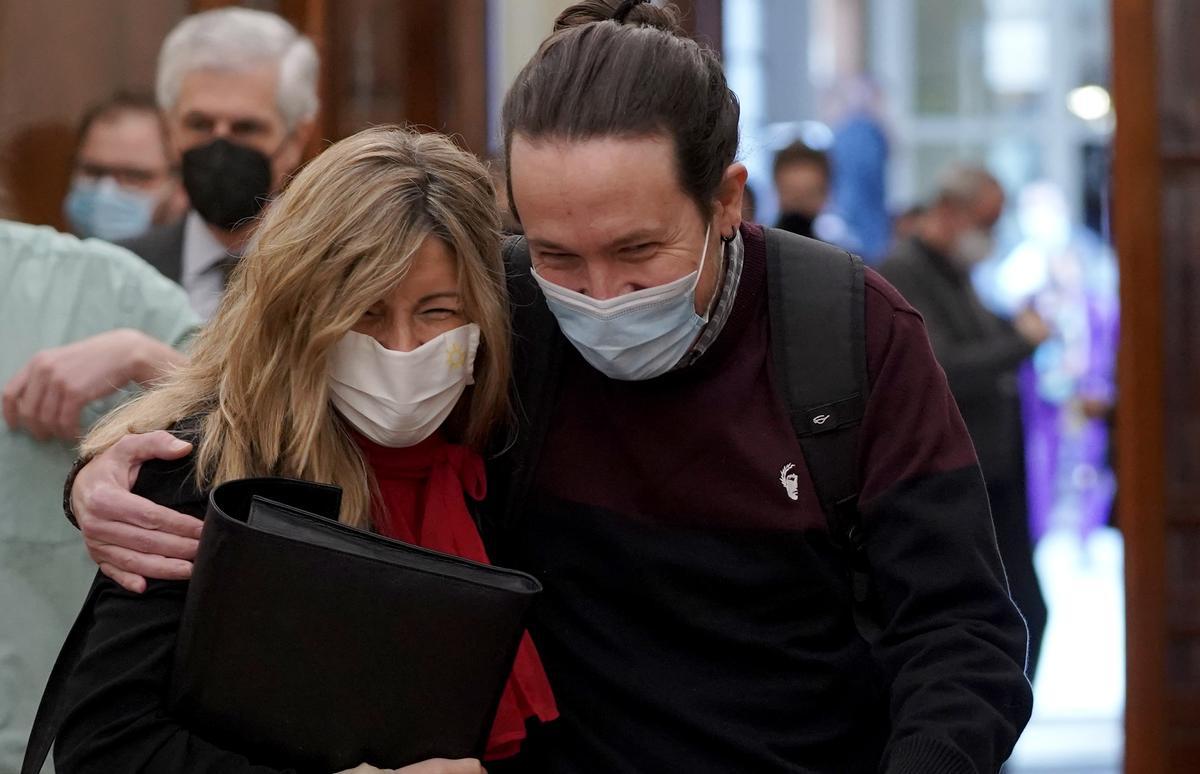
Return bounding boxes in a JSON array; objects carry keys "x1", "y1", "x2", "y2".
[
  {"x1": 328, "y1": 323, "x2": 481, "y2": 447},
  {"x1": 531, "y1": 224, "x2": 713, "y2": 381},
  {"x1": 951, "y1": 228, "x2": 995, "y2": 270}
]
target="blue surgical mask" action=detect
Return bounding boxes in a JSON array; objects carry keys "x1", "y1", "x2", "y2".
[
  {"x1": 64, "y1": 177, "x2": 157, "y2": 242},
  {"x1": 532, "y1": 225, "x2": 714, "y2": 381}
]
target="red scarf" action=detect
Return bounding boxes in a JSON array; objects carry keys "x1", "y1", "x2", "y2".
[{"x1": 352, "y1": 431, "x2": 558, "y2": 760}]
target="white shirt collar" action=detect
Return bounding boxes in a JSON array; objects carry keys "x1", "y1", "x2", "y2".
[
  {"x1": 180, "y1": 211, "x2": 232, "y2": 321},
  {"x1": 181, "y1": 211, "x2": 230, "y2": 281}
]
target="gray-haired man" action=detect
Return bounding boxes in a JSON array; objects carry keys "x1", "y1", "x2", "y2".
[
  {"x1": 879, "y1": 164, "x2": 1051, "y2": 678},
  {"x1": 120, "y1": 7, "x2": 319, "y2": 320}
]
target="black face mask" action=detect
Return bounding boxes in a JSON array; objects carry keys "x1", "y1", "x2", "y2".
[
  {"x1": 182, "y1": 138, "x2": 273, "y2": 231},
  {"x1": 776, "y1": 211, "x2": 817, "y2": 239}
]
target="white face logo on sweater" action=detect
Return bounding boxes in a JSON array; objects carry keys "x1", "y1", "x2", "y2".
[{"x1": 779, "y1": 463, "x2": 800, "y2": 502}]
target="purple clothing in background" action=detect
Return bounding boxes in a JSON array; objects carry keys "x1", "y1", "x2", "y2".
[{"x1": 1019, "y1": 233, "x2": 1119, "y2": 541}]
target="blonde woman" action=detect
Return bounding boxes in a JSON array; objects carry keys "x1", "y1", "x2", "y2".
[{"x1": 48, "y1": 126, "x2": 557, "y2": 774}]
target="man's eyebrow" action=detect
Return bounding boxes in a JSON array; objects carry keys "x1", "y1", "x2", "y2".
[
  {"x1": 526, "y1": 236, "x2": 572, "y2": 252},
  {"x1": 605, "y1": 229, "x2": 661, "y2": 249},
  {"x1": 528, "y1": 229, "x2": 662, "y2": 253}
]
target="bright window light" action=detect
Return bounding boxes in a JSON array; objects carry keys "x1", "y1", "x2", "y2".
[{"x1": 1068, "y1": 85, "x2": 1112, "y2": 121}]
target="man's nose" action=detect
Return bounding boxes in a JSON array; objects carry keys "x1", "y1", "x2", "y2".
[
  {"x1": 583, "y1": 263, "x2": 639, "y2": 301},
  {"x1": 209, "y1": 121, "x2": 234, "y2": 140}
]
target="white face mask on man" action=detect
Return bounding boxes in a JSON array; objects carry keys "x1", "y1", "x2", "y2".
[
  {"x1": 327, "y1": 323, "x2": 481, "y2": 447},
  {"x1": 531, "y1": 224, "x2": 714, "y2": 381},
  {"x1": 951, "y1": 228, "x2": 995, "y2": 270}
]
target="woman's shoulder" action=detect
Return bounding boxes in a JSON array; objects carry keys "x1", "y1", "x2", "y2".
[{"x1": 129, "y1": 417, "x2": 208, "y2": 515}]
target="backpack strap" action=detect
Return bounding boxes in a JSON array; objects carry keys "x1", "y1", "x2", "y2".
[{"x1": 764, "y1": 228, "x2": 878, "y2": 641}]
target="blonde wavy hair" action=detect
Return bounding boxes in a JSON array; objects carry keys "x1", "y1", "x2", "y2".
[{"x1": 83, "y1": 126, "x2": 510, "y2": 528}]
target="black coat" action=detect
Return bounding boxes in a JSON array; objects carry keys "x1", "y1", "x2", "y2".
[
  {"x1": 118, "y1": 218, "x2": 186, "y2": 283},
  {"x1": 879, "y1": 238, "x2": 1033, "y2": 484}
]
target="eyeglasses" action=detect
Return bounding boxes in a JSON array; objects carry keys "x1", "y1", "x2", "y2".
[{"x1": 74, "y1": 162, "x2": 175, "y2": 189}]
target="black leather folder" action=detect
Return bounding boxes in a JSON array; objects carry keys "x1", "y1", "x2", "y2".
[{"x1": 168, "y1": 477, "x2": 542, "y2": 772}]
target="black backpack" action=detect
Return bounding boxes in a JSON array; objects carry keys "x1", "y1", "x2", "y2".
[{"x1": 493, "y1": 227, "x2": 879, "y2": 640}]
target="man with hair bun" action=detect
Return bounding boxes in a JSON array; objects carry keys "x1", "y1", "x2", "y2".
[{"x1": 499, "y1": 6, "x2": 1031, "y2": 771}]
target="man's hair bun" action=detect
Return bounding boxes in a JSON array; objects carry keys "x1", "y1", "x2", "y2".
[{"x1": 555, "y1": 0, "x2": 683, "y2": 36}]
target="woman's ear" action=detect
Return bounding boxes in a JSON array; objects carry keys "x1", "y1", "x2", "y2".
[{"x1": 714, "y1": 162, "x2": 748, "y2": 239}]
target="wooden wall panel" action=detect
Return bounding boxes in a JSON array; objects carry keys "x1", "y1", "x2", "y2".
[
  {"x1": 1116, "y1": 0, "x2": 1200, "y2": 769},
  {"x1": 445, "y1": 0, "x2": 488, "y2": 153},
  {"x1": 1157, "y1": 17, "x2": 1200, "y2": 768},
  {"x1": 1159, "y1": 166, "x2": 1200, "y2": 516},
  {"x1": 326, "y1": 0, "x2": 409, "y2": 135},
  {"x1": 1155, "y1": 0, "x2": 1200, "y2": 159},
  {"x1": 1112, "y1": 0, "x2": 1167, "y2": 770},
  {"x1": 324, "y1": 0, "x2": 488, "y2": 152},
  {"x1": 0, "y1": 0, "x2": 187, "y2": 226},
  {"x1": 0, "y1": 0, "x2": 491, "y2": 228}
]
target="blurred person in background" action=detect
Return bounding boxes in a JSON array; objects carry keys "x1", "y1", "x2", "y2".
[
  {"x1": 880, "y1": 164, "x2": 1051, "y2": 678},
  {"x1": 0, "y1": 208, "x2": 197, "y2": 773},
  {"x1": 120, "y1": 7, "x2": 318, "y2": 320},
  {"x1": 994, "y1": 182, "x2": 1119, "y2": 543},
  {"x1": 828, "y1": 75, "x2": 891, "y2": 264},
  {"x1": 891, "y1": 203, "x2": 926, "y2": 247},
  {"x1": 772, "y1": 140, "x2": 829, "y2": 240},
  {"x1": 63, "y1": 92, "x2": 187, "y2": 243}
]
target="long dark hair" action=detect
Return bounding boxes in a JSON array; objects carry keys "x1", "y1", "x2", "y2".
[{"x1": 501, "y1": 0, "x2": 740, "y2": 220}]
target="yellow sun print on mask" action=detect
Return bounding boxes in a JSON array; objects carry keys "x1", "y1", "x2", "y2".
[{"x1": 445, "y1": 342, "x2": 467, "y2": 370}]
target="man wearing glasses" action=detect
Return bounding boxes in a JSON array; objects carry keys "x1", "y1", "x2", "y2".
[{"x1": 64, "y1": 92, "x2": 187, "y2": 245}]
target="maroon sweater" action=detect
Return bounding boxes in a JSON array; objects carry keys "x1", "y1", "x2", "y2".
[{"x1": 493, "y1": 224, "x2": 1032, "y2": 773}]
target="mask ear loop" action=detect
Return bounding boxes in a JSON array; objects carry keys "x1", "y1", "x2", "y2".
[
  {"x1": 696, "y1": 223, "x2": 727, "y2": 322},
  {"x1": 691, "y1": 223, "x2": 713, "y2": 290}
]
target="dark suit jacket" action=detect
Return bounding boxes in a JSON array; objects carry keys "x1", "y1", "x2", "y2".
[
  {"x1": 118, "y1": 218, "x2": 186, "y2": 283},
  {"x1": 879, "y1": 237, "x2": 1033, "y2": 484}
]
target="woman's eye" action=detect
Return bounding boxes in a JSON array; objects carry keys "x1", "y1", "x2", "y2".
[{"x1": 421, "y1": 308, "x2": 461, "y2": 320}]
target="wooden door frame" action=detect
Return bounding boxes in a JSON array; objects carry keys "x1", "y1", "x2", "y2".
[{"x1": 1111, "y1": 0, "x2": 1167, "y2": 771}]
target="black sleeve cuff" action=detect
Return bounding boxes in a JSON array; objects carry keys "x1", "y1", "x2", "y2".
[
  {"x1": 884, "y1": 735, "x2": 977, "y2": 774},
  {"x1": 62, "y1": 456, "x2": 90, "y2": 529}
]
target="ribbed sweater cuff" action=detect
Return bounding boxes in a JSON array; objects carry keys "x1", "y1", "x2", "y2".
[{"x1": 884, "y1": 735, "x2": 977, "y2": 774}]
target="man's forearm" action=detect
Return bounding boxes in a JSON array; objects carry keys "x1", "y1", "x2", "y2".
[{"x1": 125, "y1": 329, "x2": 189, "y2": 386}]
